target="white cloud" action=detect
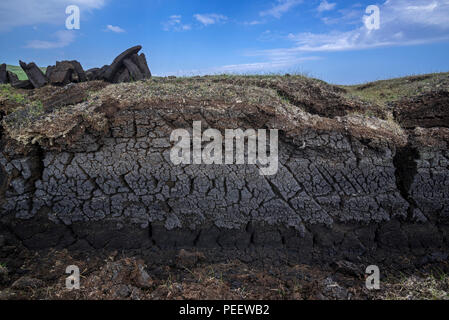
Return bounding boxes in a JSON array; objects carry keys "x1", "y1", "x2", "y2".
[
  {"x1": 106, "y1": 25, "x2": 125, "y2": 33},
  {"x1": 321, "y1": 8, "x2": 362, "y2": 25},
  {"x1": 259, "y1": 0, "x2": 449, "y2": 55},
  {"x1": 194, "y1": 14, "x2": 227, "y2": 26},
  {"x1": 244, "y1": 20, "x2": 265, "y2": 26},
  {"x1": 69, "y1": 0, "x2": 105, "y2": 9},
  {"x1": 317, "y1": 0, "x2": 336, "y2": 12},
  {"x1": 0, "y1": 0, "x2": 106, "y2": 31},
  {"x1": 211, "y1": 56, "x2": 320, "y2": 73},
  {"x1": 170, "y1": 15, "x2": 182, "y2": 22},
  {"x1": 163, "y1": 15, "x2": 191, "y2": 32},
  {"x1": 25, "y1": 30, "x2": 75, "y2": 49},
  {"x1": 260, "y1": 0, "x2": 303, "y2": 18}
]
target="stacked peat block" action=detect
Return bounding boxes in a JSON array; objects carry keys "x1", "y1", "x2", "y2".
[
  {"x1": 0, "y1": 63, "x2": 34, "y2": 89},
  {"x1": 0, "y1": 64, "x2": 7, "y2": 84},
  {"x1": 87, "y1": 45, "x2": 151, "y2": 83},
  {"x1": 19, "y1": 60, "x2": 48, "y2": 88},
  {"x1": 0, "y1": 45, "x2": 151, "y2": 89},
  {"x1": 46, "y1": 60, "x2": 87, "y2": 86}
]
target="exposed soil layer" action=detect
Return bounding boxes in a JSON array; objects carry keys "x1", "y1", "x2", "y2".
[
  {"x1": 0, "y1": 73, "x2": 448, "y2": 299},
  {"x1": 393, "y1": 90, "x2": 449, "y2": 129}
]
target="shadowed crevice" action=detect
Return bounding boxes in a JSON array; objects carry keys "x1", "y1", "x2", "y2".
[{"x1": 393, "y1": 144, "x2": 420, "y2": 220}]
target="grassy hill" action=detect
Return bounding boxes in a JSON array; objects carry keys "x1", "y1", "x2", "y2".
[
  {"x1": 340, "y1": 72, "x2": 449, "y2": 107},
  {"x1": 6, "y1": 65, "x2": 47, "y2": 81}
]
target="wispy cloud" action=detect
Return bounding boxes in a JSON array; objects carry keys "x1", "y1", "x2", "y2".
[
  {"x1": 25, "y1": 30, "x2": 75, "y2": 49},
  {"x1": 260, "y1": 0, "x2": 303, "y2": 19},
  {"x1": 317, "y1": 0, "x2": 336, "y2": 12},
  {"x1": 259, "y1": 0, "x2": 449, "y2": 56},
  {"x1": 244, "y1": 20, "x2": 265, "y2": 26},
  {"x1": 321, "y1": 7, "x2": 362, "y2": 25},
  {"x1": 105, "y1": 25, "x2": 125, "y2": 33},
  {"x1": 194, "y1": 13, "x2": 227, "y2": 26},
  {"x1": 0, "y1": 0, "x2": 106, "y2": 31},
  {"x1": 163, "y1": 15, "x2": 191, "y2": 32},
  {"x1": 258, "y1": 30, "x2": 275, "y2": 41}
]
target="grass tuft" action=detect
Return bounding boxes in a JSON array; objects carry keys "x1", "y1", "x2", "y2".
[{"x1": 6, "y1": 64, "x2": 47, "y2": 81}]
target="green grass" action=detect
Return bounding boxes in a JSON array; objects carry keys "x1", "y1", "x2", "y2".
[
  {"x1": 6, "y1": 64, "x2": 47, "y2": 81},
  {"x1": 1, "y1": 84, "x2": 45, "y2": 125},
  {"x1": 0, "y1": 84, "x2": 27, "y2": 104},
  {"x1": 3, "y1": 100, "x2": 45, "y2": 129},
  {"x1": 340, "y1": 72, "x2": 449, "y2": 107}
]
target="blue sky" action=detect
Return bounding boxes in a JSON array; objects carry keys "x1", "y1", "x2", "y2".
[{"x1": 1, "y1": 0, "x2": 449, "y2": 84}]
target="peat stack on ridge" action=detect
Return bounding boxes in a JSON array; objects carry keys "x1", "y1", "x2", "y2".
[
  {"x1": 1, "y1": 45, "x2": 152, "y2": 89},
  {"x1": 86, "y1": 45, "x2": 152, "y2": 83}
]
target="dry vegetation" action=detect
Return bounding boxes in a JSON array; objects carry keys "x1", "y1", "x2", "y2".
[
  {"x1": 0, "y1": 248, "x2": 447, "y2": 300},
  {"x1": 1, "y1": 73, "x2": 423, "y2": 147}
]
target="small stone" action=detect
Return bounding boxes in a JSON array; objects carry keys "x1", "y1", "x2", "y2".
[
  {"x1": 133, "y1": 263, "x2": 153, "y2": 289},
  {"x1": 112, "y1": 284, "x2": 130, "y2": 298},
  {"x1": 129, "y1": 286, "x2": 144, "y2": 300},
  {"x1": 11, "y1": 276, "x2": 44, "y2": 290},
  {"x1": 176, "y1": 249, "x2": 205, "y2": 268},
  {"x1": 320, "y1": 277, "x2": 350, "y2": 300}
]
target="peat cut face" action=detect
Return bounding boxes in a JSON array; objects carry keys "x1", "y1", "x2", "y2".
[
  {"x1": 0, "y1": 76, "x2": 448, "y2": 265},
  {"x1": 393, "y1": 91, "x2": 449, "y2": 129},
  {"x1": 0, "y1": 161, "x2": 6, "y2": 197}
]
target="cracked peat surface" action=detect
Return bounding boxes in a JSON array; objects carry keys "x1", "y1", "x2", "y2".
[{"x1": 0, "y1": 74, "x2": 448, "y2": 299}]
